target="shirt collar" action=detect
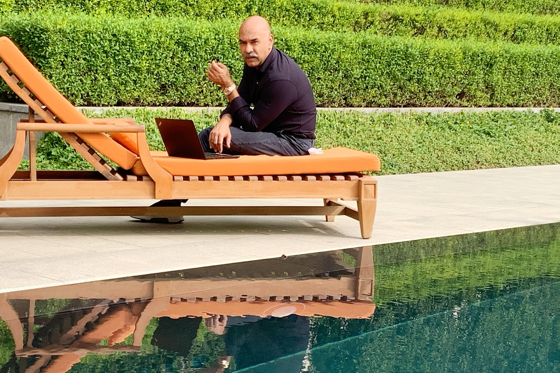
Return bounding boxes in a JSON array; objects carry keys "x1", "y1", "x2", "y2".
[{"x1": 256, "y1": 47, "x2": 277, "y2": 73}]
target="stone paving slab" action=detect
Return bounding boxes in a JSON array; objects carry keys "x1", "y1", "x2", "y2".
[{"x1": 0, "y1": 165, "x2": 559, "y2": 294}]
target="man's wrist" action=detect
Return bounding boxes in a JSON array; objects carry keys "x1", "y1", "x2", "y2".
[{"x1": 222, "y1": 83, "x2": 236, "y2": 96}]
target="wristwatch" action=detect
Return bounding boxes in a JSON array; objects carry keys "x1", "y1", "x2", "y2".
[{"x1": 223, "y1": 84, "x2": 236, "y2": 96}]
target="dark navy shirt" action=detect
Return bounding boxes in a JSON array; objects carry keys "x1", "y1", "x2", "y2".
[{"x1": 222, "y1": 47, "x2": 316, "y2": 139}]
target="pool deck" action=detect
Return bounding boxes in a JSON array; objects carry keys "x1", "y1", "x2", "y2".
[{"x1": 1, "y1": 164, "x2": 559, "y2": 294}]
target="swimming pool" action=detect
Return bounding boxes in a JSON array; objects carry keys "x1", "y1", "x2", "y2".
[{"x1": 1, "y1": 223, "x2": 559, "y2": 372}]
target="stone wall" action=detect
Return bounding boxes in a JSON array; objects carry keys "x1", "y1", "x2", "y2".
[{"x1": 0, "y1": 102, "x2": 41, "y2": 159}]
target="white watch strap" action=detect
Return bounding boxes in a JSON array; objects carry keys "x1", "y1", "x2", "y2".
[{"x1": 223, "y1": 84, "x2": 236, "y2": 96}]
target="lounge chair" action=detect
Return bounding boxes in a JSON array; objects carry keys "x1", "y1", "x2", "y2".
[{"x1": 0, "y1": 36, "x2": 380, "y2": 238}]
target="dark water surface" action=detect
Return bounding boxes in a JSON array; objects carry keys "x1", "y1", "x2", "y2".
[{"x1": 1, "y1": 223, "x2": 560, "y2": 372}]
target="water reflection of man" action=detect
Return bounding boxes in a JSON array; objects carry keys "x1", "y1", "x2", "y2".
[{"x1": 151, "y1": 314, "x2": 310, "y2": 372}]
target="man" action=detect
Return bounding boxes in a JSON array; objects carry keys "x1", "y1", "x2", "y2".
[
  {"x1": 135, "y1": 16, "x2": 315, "y2": 223},
  {"x1": 202, "y1": 15, "x2": 316, "y2": 156}
]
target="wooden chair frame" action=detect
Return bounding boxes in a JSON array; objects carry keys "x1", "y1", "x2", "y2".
[{"x1": 0, "y1": 43, "x2": 378, "y2": 238}]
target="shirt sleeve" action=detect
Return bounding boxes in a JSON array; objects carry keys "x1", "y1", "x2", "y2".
[
  {"x1": 220, "y1": 66, "x2": 252, "y2": 127},
  {"x1": 227, "y1": 79, "x2": 298, "y2": 132}
]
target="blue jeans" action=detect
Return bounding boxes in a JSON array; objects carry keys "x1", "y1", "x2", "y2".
[{"x1": 198, "y1": 126, "x2": 314, "y2": 156}]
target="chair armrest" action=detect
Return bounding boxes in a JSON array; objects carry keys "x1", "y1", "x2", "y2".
[{"x1": 17, "y1": 122, "x2": 145, "y2": 133}]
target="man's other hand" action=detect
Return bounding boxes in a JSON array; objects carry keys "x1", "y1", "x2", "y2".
[
  {"x1": 209, "y1": 115, "x2": 233, "y2": 153},
  {"x1": 207, "y1": 61, "x2": 234, "y2": 88}
]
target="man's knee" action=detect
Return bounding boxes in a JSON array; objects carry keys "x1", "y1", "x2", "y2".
[{"x1": 198, "y1": 126, "x2": 213, "y2": 152}]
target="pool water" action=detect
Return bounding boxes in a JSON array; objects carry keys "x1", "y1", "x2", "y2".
[{"x1": 1, "y1": 223, "x2": 559, "y2": 372}]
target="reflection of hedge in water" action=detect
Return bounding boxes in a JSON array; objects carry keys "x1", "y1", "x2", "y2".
[
  {"x1": 3, "y1": 14, "x2": 560, "y2": 107},
  {"x1": 0, "y1": 313, "x2": 226, "y2": 373},
  {"x1": 0, "y1": 320, "x2": 14, "y2": 368},
  {"x1": 374, "y1": 225, "x2": 560, "y2": 305},
  {"x1": 306, "y1": 282, "x2": 560, "y2": 372},
  {"x1": 47, "y1": 318, "x2": 226, "y2": 373},
  {"x1": 309, "y1": 225, "x2": 560, "y2": 356},
  {"x1": 309, "y1": 276, "x2": 557, "y2": 348},
  {"x1": 374, "y1": 223, "x2": 560, "y2": 265}
]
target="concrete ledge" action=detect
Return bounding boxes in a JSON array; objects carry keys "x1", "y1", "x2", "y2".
[{"x1": 0, "y1": 164, "x2": 559, "y2": 294}]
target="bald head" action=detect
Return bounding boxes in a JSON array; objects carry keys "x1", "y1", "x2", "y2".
[
  {"x1": 239, "y1": 16, "x2": 271, "y2": 36},
  {"x1": 238, "y1": 16, "x2": 274, "y2": 67}
]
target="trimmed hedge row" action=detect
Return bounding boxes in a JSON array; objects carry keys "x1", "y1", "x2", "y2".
[
  {"x1": 351, "y1": 0, "x2": 560, "y2": 16},
  {"x1": 3, "y1": 13, "x2": 560, "y2": 107},
  {"x1": 8, "y1": 0, "x2": 560, "y2": 17},
  {"x1": 4, "y1": 1, "x2": 560, "y2": 45}
]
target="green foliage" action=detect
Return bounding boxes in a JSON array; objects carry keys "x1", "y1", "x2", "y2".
[
  {"x1": 0, "y1": 320, "x2": 14, "y2": 367},
  {"x1": 307, "y1": 283, "x2": 560, "y2": 372},
  {"x1": 18, "y1": 108, "x2": 560, "y2": 174},
  {"x1": 72, "y1": 318, "x2": 227, "y2": 372},
  {"x1": 374, "y1": 236, "x2": 560, "y2": 305},
  {"x1": 34, "y1": 132, "x2": 95, "y2": 170},
  {"x1": 347, "y1": 0, "x2": 560, "y2": 16},
  {"x1": 315, "y1": 109, "x2": 560, "y2": 174},
  {"x1": 0, "y1": 0, "x2": 13, "y2": 13},
  {"x1": 3, "y1": 13, "x2": 560, "y2": 107},
  {"x1": 7, "y1": 1, "x2": 560, "y2": 45}
]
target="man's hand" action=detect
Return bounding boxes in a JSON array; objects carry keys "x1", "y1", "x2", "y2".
[
  {"x1": 209, "y1": 114, "x2": 233, "y2": 153},
  {"x1": 205, "y1": 314, "x2": 228, "y2": 335},
  {"x1": 207, "y1": 61, "x2": 234, "y2": 88}
]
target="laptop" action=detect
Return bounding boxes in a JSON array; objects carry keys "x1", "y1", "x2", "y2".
[{"x1": 155, "y1": 118, "x2": 240, "y2": 159}]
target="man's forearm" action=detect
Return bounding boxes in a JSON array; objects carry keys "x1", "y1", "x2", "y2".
[{"x1": 218, "y1": 114, "x2": 233, "y2": 127}]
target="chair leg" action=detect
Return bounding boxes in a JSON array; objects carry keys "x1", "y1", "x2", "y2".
[
  {"x1": 323, "y1": 198, "x2": 336, "y2": 222},
  {"x1": 357, "y1": 178, "x2": 377, "y2": 239},
  {"x1": 0, "y1": 130, "x2": 26, "y2": 200}
]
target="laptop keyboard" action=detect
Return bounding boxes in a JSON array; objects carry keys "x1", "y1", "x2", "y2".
[{"x1": 204, "y1": 152, "x2": 239, "y2": 159}]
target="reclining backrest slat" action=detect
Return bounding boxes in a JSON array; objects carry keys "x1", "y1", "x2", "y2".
[{"x1": 0, "y1": 37, "x2": 138, "y2": 171}]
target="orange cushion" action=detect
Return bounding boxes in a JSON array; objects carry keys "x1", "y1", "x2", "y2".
[
  {"x1": 111, "y1": 131, "x2": 140, "y2": 155},
  {"x1": 131, "y1": 147, "x2": 380, "y2": 176},
  {"x1": 0, "y1": 37, "x2": 138, "y2": 170}
]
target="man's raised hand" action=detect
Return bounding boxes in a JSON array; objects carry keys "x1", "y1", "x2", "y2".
[{"x1": 207, "y1": 61, "x2": 234, "y2": 88}]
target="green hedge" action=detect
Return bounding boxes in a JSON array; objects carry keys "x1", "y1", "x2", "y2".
[
  {"x1": 5, "y1": 1, "x2": 560, "y2": 45},
  {"x1": 349, "y1": 0, "x2": 560, "y2": 16},
  {"x1": 23, "y1": 108, "x2": 560, "y2": 175},
  {"x1": 7, "y1": 0, "x2": 560, "y2": 19},
  {"x1": 2, "y1": 13, "x2": 560, "y2": 107}
]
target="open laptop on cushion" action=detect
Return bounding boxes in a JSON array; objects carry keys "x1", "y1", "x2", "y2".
[{"x1": 155, "y1": 118, "x2": 239, "y2": 159}]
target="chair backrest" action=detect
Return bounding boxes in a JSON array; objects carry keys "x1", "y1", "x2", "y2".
[{"x1": 0, "y1": 37, "x2": 138, "y2": 173}]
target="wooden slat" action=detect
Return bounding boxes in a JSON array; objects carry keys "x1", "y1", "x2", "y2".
[
  {"x1": 303, "y1": 175, "x2": 316, "y2": 181},
  {"x1": 288, "y1": 175, "x2": 302, "y2": 182},
  {"x1": 18, "y1": 122, "x2": 145, "y2": 133},
  {"x1": 12, "y1": 170, "x2": 105, "y2": 180},
  {"x1": 17, "y1": 345, "x2": 141, "y2": 357},
  {"x1": 63, "y1": 134, "x2": 123, "y2": 181},
  {"x1": 0, "y1": 205, "x2": 349, "y2": 218},
  {"x1": 28, "y1": 131, "x2": 37, "y2": 182}
]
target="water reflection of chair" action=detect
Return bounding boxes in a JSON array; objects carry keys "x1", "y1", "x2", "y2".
[{"x1": 0, "y1": 246, "x2": 374, "y2": 372}]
